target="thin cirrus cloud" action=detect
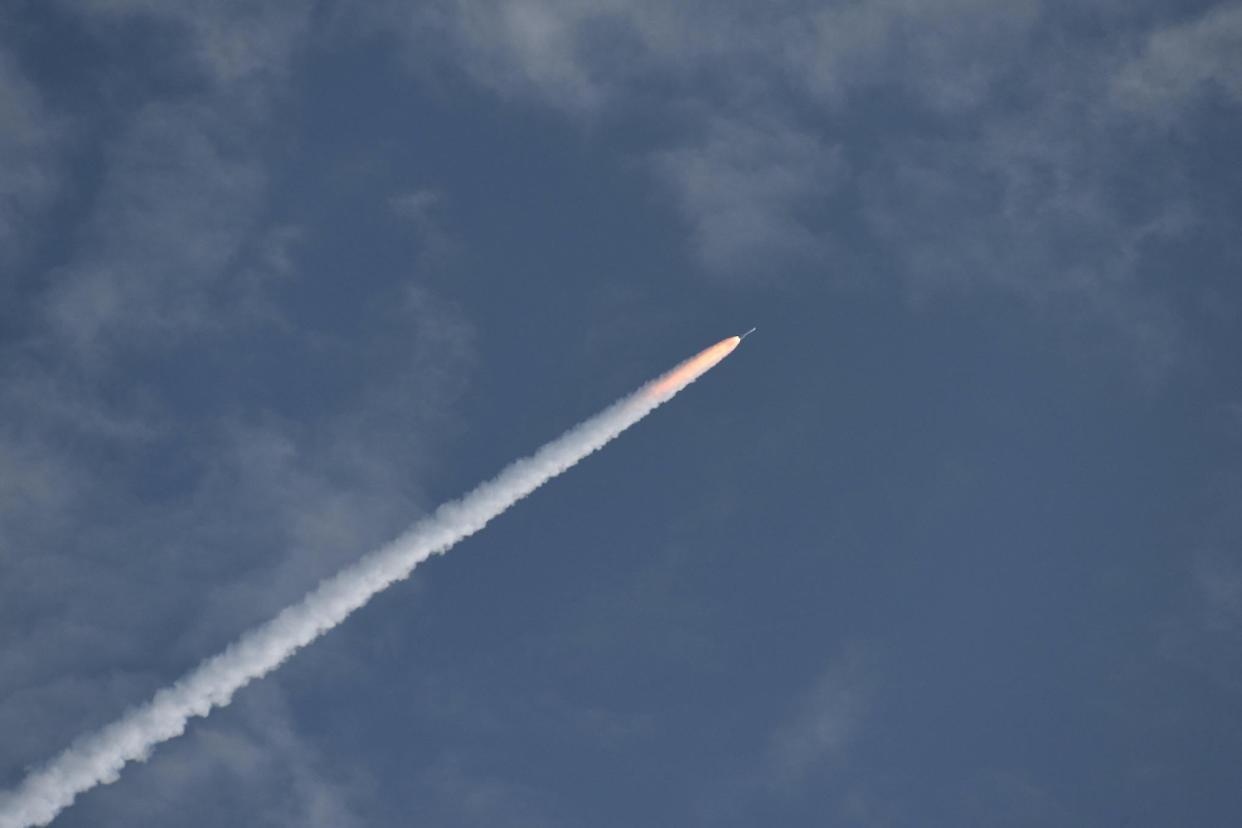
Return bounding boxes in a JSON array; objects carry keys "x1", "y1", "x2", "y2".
[
  {"x1": 0, "y1": 8, "x2": 470, "y2": 825},
  {"x1": 389, "y1": 0, "x2": 1232, "y2": 378},
  {"x1": 1112, "y1": 3, "x2": 1242, "y2": 118},
  {"x1": 763, "y1": 653, "x2": 870, "y2": 790},
  {"x1": 0, "y1": 49, "x2": 61, "y2": 269}
]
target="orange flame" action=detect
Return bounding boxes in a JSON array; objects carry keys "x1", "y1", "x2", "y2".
[{"x1": 645, "y1": 336, "x2": 741, "y2": 399}]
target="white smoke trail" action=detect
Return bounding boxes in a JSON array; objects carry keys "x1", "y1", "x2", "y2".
[{"x1": 0, "y1": 339, "x2": 739, "y2": 828}]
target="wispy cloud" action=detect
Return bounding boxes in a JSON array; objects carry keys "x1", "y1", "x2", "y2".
[
  {"x1": 859, "y1": 102, "x2": 1191, "y2": 379},
  {"x1": 411, "y1": 752, "x2": 561, "y2": 828},
  {"x1": 690, "y1": 647, "x2": 874, "y2": 824},
  {"x1": 73, "y1": 2, "x2": 311, "y2": 92},
  {"x1": 653, "y1": 113, "x2": 842, "y2": 280},
  {"x1": 763, "y1": 649, "x2": 871, "y2": 792},
  {"x1": 0, "y1": 6, "x2": 477, "y2": 820},
  {"x1": 77, "y1": 681, "x2": 367, "y2": 828},
  {"x1": 1113, "y1": 4, "x2": 1242, "y2": 119},
  {"x1": 788, "y1": 0, "x2": 1041, "y2": 112},
  {"x1": 13, "y1": 3, "x2": 311, "y2": 361},
  {"x1": 1158, "y1": 546, "x2": 1242, "y2": 689},
  {"x1": 957, "y1": 768, "x2": 1073, "y2": 828},
  {"x1": 0, "y1": 46, "x2": 63, "y2": 271},
  {"x1": 383, "y1": 0, "x2": 1231, "y2": 376},
  {"x1": 44, "y1": 101, "x2": 269, "y2": 354}
]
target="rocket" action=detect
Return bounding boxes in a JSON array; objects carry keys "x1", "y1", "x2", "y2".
[{"x1": 643, "y1": 329, "x2": 755, "y2": 400}]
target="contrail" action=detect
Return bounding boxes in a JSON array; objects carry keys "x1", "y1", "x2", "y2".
[{"x1": 0, "y1": 333, "x2": 748, "y2": 828}]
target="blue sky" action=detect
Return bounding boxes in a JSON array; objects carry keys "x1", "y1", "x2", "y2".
[{"x1": 2, "y1": 1, "x2": 1241, "y2": 825}]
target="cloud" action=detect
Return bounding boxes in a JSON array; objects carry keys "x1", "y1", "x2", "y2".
[
  {"x1": 0, "y1": 46, "x2": 63, "y2": 273},
  {"x1": 391, "y1": 190, "x2": 461, "y2": 274},
  {"x1": 15, "y1": 3, "x2": 314, "y2": 362},
  {"x1": 3, "y1": 272, "x2": 475, "y2": 822},
  {"x1": 1158, "y1": 546, "x2": 1242, "y2": 689},
  {"x1": 0, "y1": 274, "x2": 477, "y2": 807},
  {"x1": 390, "y1": 0, "x2": 787, "y2": 115},
  {"x1": 391, "y1": 189, "x2": 442, "y2": 223},
  {"x1": 1113, "y1": 4, "x2": 1242, "y2": 119},
  {"x1": 1194, "y1": 551, "x2": 1242, "y2": 633},
  {"x1": 789, "y1": 0, "x2": 1041, "y2": 112},
  {"x1": 379, "y1": 0, "x2": 1232, "y2": 381},
  {"x1": 763, "y1": 649, "x2": 871, "y2": 791},
  {"x1": 410, "y1": 752, "x2": 561, "y2": 828},
  {"x1": 0, "y1": 434, "x2": 77, "y2": 533},
  {"x1": 72, "y1": 1, "x2": 312, "y2": 91},
  {"x1": 176, "y1": 286, "x2": 476, "y2": 652},
  {"x1": 859, "y1": 101, "x2": 1191, "y2": 379},
  {"x1": 653, "y1": 113, "x2": 843, "y2": 280},
  {"x1": 957, "y1": 769, "x2": 1073, "y2": 828},
  {"x1": 689, "y1": 647, "x2": 874, "y2": 823},
  {"x1": 392, "y1": 0, "x2": 617, "y2": 112},
  {"x1": 43, "y1": 100, "x2": 269, "y2": 355},
  {"x1": 0, "y1": 6, "x2": 481, "y2": 814},
  {"x1": 394, "y1": 0, "x2": 1039, "y2": 115},
  {"x1": 76, "y1": 681, "x2": 368, "y2": 828}
]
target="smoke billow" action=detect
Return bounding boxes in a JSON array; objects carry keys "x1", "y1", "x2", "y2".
[{"x1": 0, "y1": 338, "x2": 739, "y2": 828}]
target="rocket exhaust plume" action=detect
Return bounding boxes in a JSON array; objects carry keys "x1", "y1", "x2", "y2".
[{"x1": 0, "y1": 334, "x2": 748, "y2": 828}]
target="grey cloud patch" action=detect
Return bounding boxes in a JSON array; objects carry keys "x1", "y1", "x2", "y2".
[
  {"x1": 34, "y1": 2, "x2": 316, "y2": 360},
  {"x1": 860, "y1": 88, "x2": 1193, "y2": 379},
  {"x1": 0, "y1": 363, "x2": 162, "y2": 444},
  {"x1": 397, "y1": 0, "x2": 1041, "y2": 114},
  {"x1": 44, "y1": 101, "x2": 268, "y2": 354},
  {"x1": 791, "y1": 0, "x2": 1041, "y2": 112},
  {"x1": 0, "y1": 435, "x2": 76, "y2": 530},
  {"x1": 156, "y1": 285, "x2": 477, "y2": 660},
  {"x1": 384, "y1": 0, "x2": 1230, "y2": 380},
  {"x1": 76, "y1": 682, "x2": 367, "y2": 828},
  {"x1": 693, "y1": 648, "x2": 874, "y2": 824},
  {"x1": 654, "y1": 114, "x2": 842, "y2": 280},
  {"x1": 228, "y1": 224, "x2": 308, "y2": 330},
  {"x1": 1113, "y1": 4, "x2": 1242, "y2": 118},
  {"x1": 0, "y1": 5, "x2": 480, "y2": 817},
  {"x1": 0, "y1": 277, "x2": 476, "y2": 786},
  {"x1": 412, "y1": 752, "x2": 561, "y2": 828},
  {"x1": 764, "y1": 650, "x2": 870, "y2": 791},
  {"x1": 958, "y1": 769, "x2": 1075, "y2": 828},
  {"x1": 390, "y1": 188, "x2": 441, "y2": 222},
  {"x1": 1193, "y1": 551, "x2": 1242, "y2": 633},
  {"x1": 395, "y1": 0, "x2": 741, "y2": 114},
  {"x1": 72, "y1": 1, "x2": 312, "y2": 92},
  {"x1": 1156, "y1": 543, "x2": 1242, "y2": 694},
  {"x1": 391, "y1": 190, "x2": 460, "y2": 273},
  {"x1": 0, "y1": 47, "x2": 63, "y2": 271},
  {"x1": 395, "y1": 0, "x2": 614, "y2": 112}
]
